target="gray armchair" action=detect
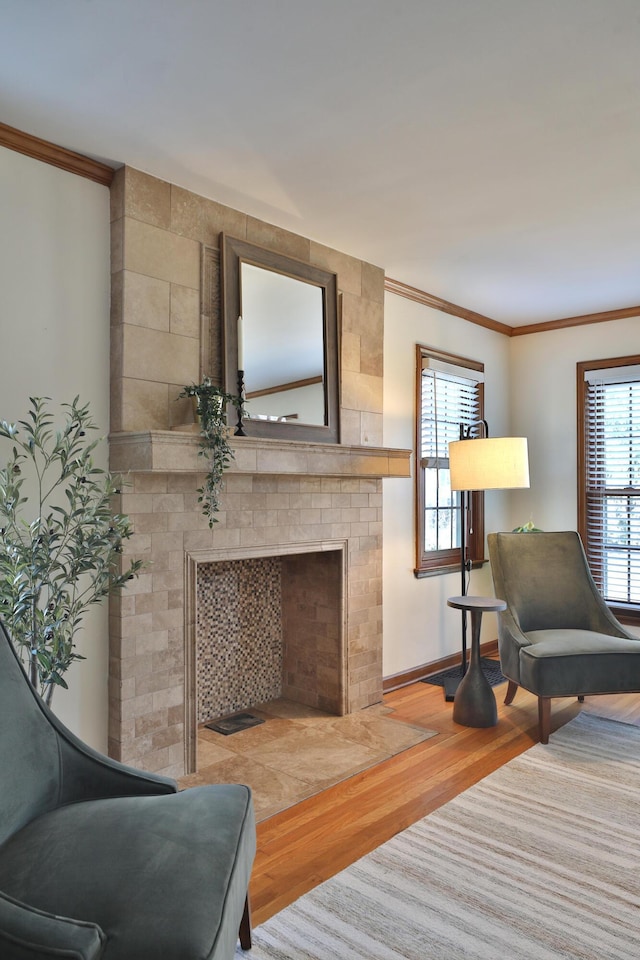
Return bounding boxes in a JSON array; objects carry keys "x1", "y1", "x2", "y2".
[
  {"x1": 0, "y1": 620, "x2": 256, "y2": 960},
  {"x1": 488, "y1": 531, "x2": 640, "y2": 744}
]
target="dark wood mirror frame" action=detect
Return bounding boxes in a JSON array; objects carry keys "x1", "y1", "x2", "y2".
[{"x1": 220, "y1": 234, "x2": 340, "y2": 444}]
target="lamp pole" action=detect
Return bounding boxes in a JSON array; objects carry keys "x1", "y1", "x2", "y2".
[
  {"x1": 459, "y1": 485, "x2": 468, "y2": 676},
  {"x1": 444, "y1": 419, "x2": 489, "y2": 700}
]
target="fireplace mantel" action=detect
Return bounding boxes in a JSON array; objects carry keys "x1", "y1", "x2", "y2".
[{"x1": 109, "y1": 431, "x2": 411, "y2": 479}]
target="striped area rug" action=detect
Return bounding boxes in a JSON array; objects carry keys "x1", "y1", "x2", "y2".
[{"x1": 237, "y1": 713, "x2": 640, "y2": 959}]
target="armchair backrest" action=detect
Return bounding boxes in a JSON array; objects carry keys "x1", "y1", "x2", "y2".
[
  {"x1": 487, "y1": 531, "x2": 627, "y2": 635},
  {"x1": 0, "y1": 621, "x2": 61, "y2": 845}
]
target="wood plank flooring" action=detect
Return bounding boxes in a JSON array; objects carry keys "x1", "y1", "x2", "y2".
[{"x1": 250, "y1": 678, "x2": 640, "y2": 926}]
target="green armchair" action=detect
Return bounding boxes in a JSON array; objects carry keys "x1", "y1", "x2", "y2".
[
  {"x1": 0, "y1": 620, "x2": 256, "y2": 959},
  {"x1": 488, "y1": 531, "x2": 640, "y2": 743}
]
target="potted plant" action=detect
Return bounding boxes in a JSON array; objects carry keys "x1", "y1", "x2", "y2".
[
  {"x1": 178, "y1": 377, "x2": 243, "y2": 526},
  {"x1": 0, "y1": 396, "x2": 144, "y2": 705},
  {"x1": 512, "y1": 520, "x2": 543, "y2": 533}
]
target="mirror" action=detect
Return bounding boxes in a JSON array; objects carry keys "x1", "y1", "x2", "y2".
[
  {"x1": 221, "y1": 234, "x2": 340, "y2": 443},
  {"x1": 241, "y1": 263, "x2": 325, "y2": 425}
]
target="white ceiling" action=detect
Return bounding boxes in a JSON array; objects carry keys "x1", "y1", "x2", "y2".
[{"x1": 3, "y1": 0, "x2": 640, "y2": 327}]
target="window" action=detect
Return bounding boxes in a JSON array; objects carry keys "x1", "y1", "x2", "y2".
[
  {"x1": 415, "y1": 345, "x2": 485, "y2": 576},
  {"x1": 578, "y1": 356, "x2": 640, "y2": 623}
]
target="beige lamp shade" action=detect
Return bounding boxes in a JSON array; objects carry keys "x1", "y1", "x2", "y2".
[{"x1": 449, "y1": 436, "x2": 530, "y2": 491}]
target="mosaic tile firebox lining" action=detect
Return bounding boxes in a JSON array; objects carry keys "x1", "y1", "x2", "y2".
[{"x1": 197, "y1": 558, "x2": 283, "y2": 722}]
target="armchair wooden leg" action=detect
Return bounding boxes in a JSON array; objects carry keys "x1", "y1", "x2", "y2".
[
  {"x1": 538, "y1": 697, "x2": 551, "y2": 744},
  {"x1": 239, "y1": 893, "x2": 252, "y2": 951},
  {"x1": 504, "y1": 680, "x2": 518, "y2": 705}
]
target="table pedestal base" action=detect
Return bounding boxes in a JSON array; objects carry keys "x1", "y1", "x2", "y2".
[
  {"x1": 452, "y1": 654, "x2": 497, "y2": 727},
  {"x1": 447, "y1": 598, "x2": 504, "y2": 728}
]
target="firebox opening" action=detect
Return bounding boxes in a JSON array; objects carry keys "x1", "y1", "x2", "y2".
[{"x1": 194, "y1": 546, "x2": 345, "y2": 769}]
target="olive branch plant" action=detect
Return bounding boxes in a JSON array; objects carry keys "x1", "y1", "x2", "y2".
[{"x1": 0, "y1": 396, "x2": 144, "y2": 705}]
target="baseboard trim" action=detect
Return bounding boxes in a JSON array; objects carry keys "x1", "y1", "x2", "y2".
[{"x1": 383, "y1": 639, "x2": 499, "y2": 693}]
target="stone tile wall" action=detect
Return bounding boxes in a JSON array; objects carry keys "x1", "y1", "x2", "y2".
[
  {"x1": 108, "y1": 166, "x2": 388, "y2": 777},
  {"x1": 110, "y1": 166, "x2": 385, "y2": 446},
  {"x1": 281, "y1": 550, "x2": 343, "y2": 712}
]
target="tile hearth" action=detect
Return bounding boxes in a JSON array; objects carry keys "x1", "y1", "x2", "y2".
[{"x1": 178, "y1": 698, "x2": 437, "y2": 821}]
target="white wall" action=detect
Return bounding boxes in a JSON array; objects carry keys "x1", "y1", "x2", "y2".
[
  {"x1": 0, "y1": 146, "x2": 111, "y2": 749},
  {"x1": 382, "y1": 294, "x2": 524, "y2": 678},
  {"x1": 508, "y1": 317, "x2": 640, "y2": 532}
]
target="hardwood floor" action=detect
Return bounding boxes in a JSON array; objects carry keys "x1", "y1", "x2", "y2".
[{"x1": 250, "y1": 678, "x2": 640, "y2": 926}]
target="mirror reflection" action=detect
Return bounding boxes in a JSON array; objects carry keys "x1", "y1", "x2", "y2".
[{"x1": 240, "y1": 263, "x2": 325, "y2": 426}]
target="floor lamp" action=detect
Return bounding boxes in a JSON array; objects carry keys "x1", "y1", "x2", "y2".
[{"x1": 445, "y1": 425, "x2": 530, "y2": 700}]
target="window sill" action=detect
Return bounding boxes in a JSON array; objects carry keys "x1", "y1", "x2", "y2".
[
  {"x1": 609, "y1": 603, "x2": 640, "y2": 628},
  {"x1": 414, "y1": 559, "x2": 487, "y2": 580}
]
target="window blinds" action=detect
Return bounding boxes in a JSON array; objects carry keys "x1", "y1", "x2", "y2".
[
  {"x1": 584, "y1": 368, "x2": 640, "y2": 604},
  {"x1": 420, "y1": 363, "x2": 482, "y2": 555},
  {"x1": 420, "y1": 367, "x2": 482, "y2": 467}
]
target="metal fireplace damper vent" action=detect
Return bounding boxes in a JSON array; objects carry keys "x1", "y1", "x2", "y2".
[{"x1": 205, "y1": 712, "x2": 265, "y2": 736}]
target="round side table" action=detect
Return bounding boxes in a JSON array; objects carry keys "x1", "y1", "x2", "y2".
[{"x1": 446, "y1": 595, "x2": 507, "y2": 728}]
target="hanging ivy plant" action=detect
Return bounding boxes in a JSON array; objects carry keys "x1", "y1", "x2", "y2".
[{"x1": 178, "y1": 378, "x2": 243, "y2": 527}]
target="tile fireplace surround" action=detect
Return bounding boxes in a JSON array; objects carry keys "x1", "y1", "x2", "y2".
[{"x1": 108, "y1": 167, "x2": 411, "y2": 777}]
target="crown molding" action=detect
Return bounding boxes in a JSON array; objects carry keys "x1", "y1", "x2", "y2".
[
  {"x1": 384, "y1": 277, "x2": 512, "y2": 335},
  {"x1": 510, "y1": 305, "x2": 640, "y2": 336},
  {"x1": 385, "y1": 277, "x2": 640, "y2": 337},
  {"x1": 0, "y1": 122, "x2": 114, "y2": 186}
]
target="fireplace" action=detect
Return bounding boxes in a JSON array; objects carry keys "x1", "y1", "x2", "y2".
[
  {"x1": 108, "y1": 165, "x2": 411, "y2": 777},
  {"x1": 108, "y1": 435, "x2": 409, "y2": 777}
]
